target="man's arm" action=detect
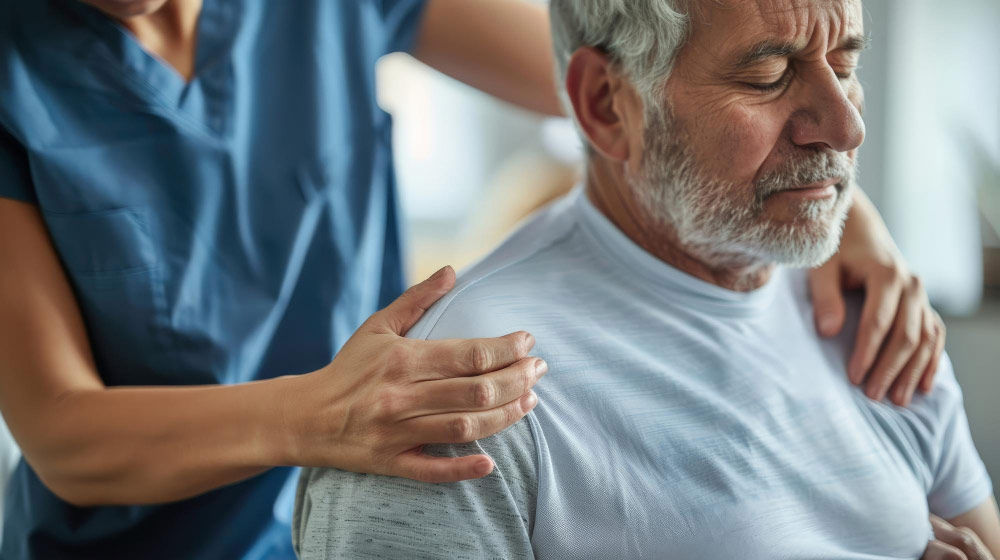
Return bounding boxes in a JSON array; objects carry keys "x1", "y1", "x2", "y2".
[
  {"x1": 947, "y1": 498, "x2": 1000, "y2": 557},
  {"x1": 293, "y1": 418, "x2": 538, "y2": 559}
]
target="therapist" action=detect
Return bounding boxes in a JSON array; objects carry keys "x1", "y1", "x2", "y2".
[{"x1": 0, "y1": 0, "x2": 946, "y2": 558}]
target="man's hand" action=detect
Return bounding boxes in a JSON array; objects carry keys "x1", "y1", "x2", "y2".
[
  {"x1": 809, "y1": 189, "x2": 945, "y2": 407},
  {"x1": 923, "y1": 515, "x2": 996, "y2": 560}
]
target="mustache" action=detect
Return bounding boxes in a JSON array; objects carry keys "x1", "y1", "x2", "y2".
[{"x1": 755, "y1": 151, "x2": 856, "y2": 200}]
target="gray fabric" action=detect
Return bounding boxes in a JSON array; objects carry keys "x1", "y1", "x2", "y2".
[{"x1": 293, "y1": 419, "x2": 537, "y2": 559}]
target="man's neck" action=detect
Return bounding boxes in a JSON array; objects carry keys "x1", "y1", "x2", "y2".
[{"x1": 584, "y1": 159, "x2": 775, "y2": 293}]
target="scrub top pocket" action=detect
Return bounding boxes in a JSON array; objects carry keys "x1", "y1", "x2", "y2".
[
  {"x1": 43, "y1": 207, "x2": 176, "y2": 385},
  {"x1": 44, "y1": 208, "x2": 156, "y2": 275}
]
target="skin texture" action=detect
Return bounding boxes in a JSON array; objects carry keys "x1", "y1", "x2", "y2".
[{"x1": 563, "y1": 0, "x2": 997, "y2": 550}]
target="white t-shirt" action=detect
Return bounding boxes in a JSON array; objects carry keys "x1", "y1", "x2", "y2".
[{"x1": 295, "y1": 188, "x2": 992, "y2": 559}]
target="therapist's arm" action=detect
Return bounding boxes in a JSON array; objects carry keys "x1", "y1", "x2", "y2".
[
  {"x1": 413, "y1": 0, "x2": 563, "y2": 116},
  {"x1": 0, "y1": 198, "x2": 543, "y2": 506}
]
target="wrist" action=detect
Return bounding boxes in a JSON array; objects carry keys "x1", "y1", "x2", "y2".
[{"x1": 252, "y1": 373, "x2": 311, "y2": 467}]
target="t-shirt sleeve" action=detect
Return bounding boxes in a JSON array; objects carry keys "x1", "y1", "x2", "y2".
[
  {"x1": 0, "y1": 125, "x2": 36, "y2": 204},
  {"x1": 374, "y1": 0, "x2": 429, "y2": 55},
  {"x1": 292, "y1": 419, "x2": 538, "y2": 559},
  {"x1": 907, "y1": 353, "x2": 994, "y2": 519}
]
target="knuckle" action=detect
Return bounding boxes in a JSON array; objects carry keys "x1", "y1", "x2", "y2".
[
  {"x1": 512, "y1": 333, "x2": 529, "y2": 357},
  {"x1": 508, "y1": 398, "x2": 526, "y2": 421},
  {"x1": 874, "y1": 262, "x2": 900, "y2": 283},
  {"x1": 377, "y1": 392, "x2": 403, "y2": 419},
  {"x1": 900, "y1": 329, "x2": 920, "y2": 350},
  {"x1": 521, "y1": 362, "x2": 536, "y2": 392},
  {"x1": 908, "y1": 274, "x2": 924, "y2": 292},
  {"x1": 471, "y1": 381, "x2": 495, "y2": 409},
  {"x1": 875, "y1": 375, "x2": 894, "y2": 395},
  {"x1": 870, "y1": 312, "x2": 894, "y2": 334},
  {"x1": 449, "y1": 416, "x2": 475, "y2": 441},
  {"x1": 922, "y1": 324, "x2": 937, "y2": 342},
  {"x1": 885, "y1": 265, "x2": 905, "y2": 285},
  {"x1": 469, "y1": 343, "x2": 492, "y2": 373},
  {"x1": 384, "y1": 344, "x2": 415, "y2": 376}
]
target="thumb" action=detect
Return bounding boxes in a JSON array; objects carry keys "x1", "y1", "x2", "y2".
[
  {"x1": 372, "y1": 266, "x2": 456, "y2": 336},
  {"x1": 809, "y1": 263, "x2": 846, "y2": 338}
]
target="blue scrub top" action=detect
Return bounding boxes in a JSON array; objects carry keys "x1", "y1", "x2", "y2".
[{"x1": 0, "y1": 0, "x2": 426, "y2": 557}]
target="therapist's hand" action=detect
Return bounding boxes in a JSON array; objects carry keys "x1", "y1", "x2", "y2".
[
  {"x1": 287, "y1": 266, "x2": 545, "y2": 483},
  {"x1": 809, "y1": 188, "x2": 946, "y2": 408}
]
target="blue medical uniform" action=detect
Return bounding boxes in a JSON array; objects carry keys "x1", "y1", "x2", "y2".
[{"x1": 0, "y1": 0, "x2": 425, "y2": 557}]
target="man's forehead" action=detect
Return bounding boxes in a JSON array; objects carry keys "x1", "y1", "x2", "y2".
[{"x1": 691, "y1": 0, "x2": 864, "y2": 55}]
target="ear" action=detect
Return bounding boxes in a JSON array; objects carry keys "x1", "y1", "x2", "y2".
[{"x1": 565, "y1": 47, "x2": 640, "y2": 162}]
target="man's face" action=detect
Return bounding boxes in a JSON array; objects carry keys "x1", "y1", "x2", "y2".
[{"x1": 628, "y1": 0, "x2": 866, "y2": 269}]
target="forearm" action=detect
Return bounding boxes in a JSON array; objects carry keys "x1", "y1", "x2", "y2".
[
  {"x1": 27, "y1": 374, "x2": 299, "y2": 507},
  {"x1": 948, "y1": 498, "x2": 1000, "y2": 557},
  {"x1": 414, "y1": 0, "x2": 564, "y2": 116}
]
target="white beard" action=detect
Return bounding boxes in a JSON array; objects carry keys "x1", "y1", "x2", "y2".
[{"x1": 627, "y1": 108, "x2": 856, "y2": 270}]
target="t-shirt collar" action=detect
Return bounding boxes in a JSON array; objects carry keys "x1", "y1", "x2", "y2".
[{"x1": 572, "y1": 185, "x2": 784, "y2": 318}]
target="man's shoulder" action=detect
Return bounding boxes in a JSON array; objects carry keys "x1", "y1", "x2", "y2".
[{"x1": 408, "y1": 193, "x2": 585, "y2": 342}]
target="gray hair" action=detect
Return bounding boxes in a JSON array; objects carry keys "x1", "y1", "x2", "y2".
[{"x1": 549, "y1": 0, "x2": 692, "y2": 119}]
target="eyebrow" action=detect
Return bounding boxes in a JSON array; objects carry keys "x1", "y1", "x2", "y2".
[{"x1": 730, "y1": 33, "x2": 872, "y2": 70}]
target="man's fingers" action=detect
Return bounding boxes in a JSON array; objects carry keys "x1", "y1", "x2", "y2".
[
  {"x1": 403, "y1": 358, "x2": 546, "y2": 418},
  {"x1": 372, "y1": 266, "x2": 456, "y2": 335},
  {"x1": 889, "y1": 310, "x2": 936, "y2": 406},
  {"x1": 809, "y1": 263, "x2": 846, "y2": 337},
  {"x1": 849, "y1": 278, "x2": 903, "y2": 385},
  {"x1": 929, "y1": 515, "x2": 993, "y2": 560},
  {"x1": 389, "y1": 450, "x2": 495, "y2": 483},
  {"x1": 403, "y1": 391, "x2": 538, "y2": 445},
  {"x1": 933, "y1": 530, "x2": 992, "y2": 560},
  {"x1": 923, "y1": 540, "x2": 969, "y2": 560},
  {"x1": 931, "y1": 514, "x2": 956, "y2": 533},
  {"x1": 429, "y1": 331, "x2": 536, "y2": 378},
  {"x1": 888, "y1": 342, "x2": 932, "y2": 407},
  {"x1": 863, "y1": 285, "x2": 921, "y2": 401}
]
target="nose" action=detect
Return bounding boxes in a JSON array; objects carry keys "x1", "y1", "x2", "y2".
[{"x1": 787, "y1": 68, "x2": 866, "y2": 153}]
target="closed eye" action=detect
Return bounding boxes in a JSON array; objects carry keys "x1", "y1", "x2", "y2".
[{"x1": 745, "y1": 69, "x2": 793, "y2": 93}]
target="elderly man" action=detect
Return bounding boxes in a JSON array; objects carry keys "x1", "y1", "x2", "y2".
[{"x1": 294, "y1": 0, "x2": 1000, "y2": 558}]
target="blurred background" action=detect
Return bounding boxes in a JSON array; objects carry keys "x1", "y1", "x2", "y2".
[
  {"x1": 380, "y1": 0, "x2": 1000, "y2": 500},
  {"x1": 0, "y1": 0, "x2": 997, "y2": 537}
]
